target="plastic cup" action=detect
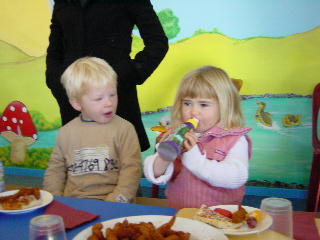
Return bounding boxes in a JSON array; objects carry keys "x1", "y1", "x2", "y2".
[
  {"x1": 29, "y1": 215, "x2": 67, "y2": 240},
  {"x1": 157, "y1": 140, "x2": 180, "y2": 161},
  {"x1": 260, "y1": 197, "x2": 293, "y2": 238}
]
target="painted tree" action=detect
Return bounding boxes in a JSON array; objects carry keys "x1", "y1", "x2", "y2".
[
  {"x1": 133, "y1": 9, "x2": 180, "y2": 40},
  {"x1": 157, "y1": 9, "x2": 180, "y2": 40}
]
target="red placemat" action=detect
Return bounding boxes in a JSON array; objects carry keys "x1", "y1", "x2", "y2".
[
  {"x1": 44, "y1": 200, "x2": 100, "y2": 229},
  {"x1": 293, "y1": 212, "x2": 320, "y2": 240}
]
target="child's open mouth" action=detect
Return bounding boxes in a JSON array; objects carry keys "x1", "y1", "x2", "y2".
[{"x1": 104, "y1": 111, "x2": 112, "y2": 118}]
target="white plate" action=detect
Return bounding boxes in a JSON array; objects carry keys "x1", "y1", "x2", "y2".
[
  {"x1": 73, "y1": 215, "x2": 228, "y2": 240},
  {"x1": 0, "y1": 189, "x2": 53, "y2": 214},
  {"x1": 208, "y1": 205, "x2": 272, "y2": 236}
]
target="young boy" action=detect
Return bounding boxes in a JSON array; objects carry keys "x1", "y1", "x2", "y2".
[{"x1": 43, "y1": 57, "x2": 142, "y2": 203}]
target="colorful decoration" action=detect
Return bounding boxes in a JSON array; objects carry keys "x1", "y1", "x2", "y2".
[
  {"x1": 0, "y1": 101, "x2": 37, "y2": 164},
  {"x1": 282, "y1": 114, "x2": 301, "y2": 127},
  {"x1": 255, "y1": 102, "x2": 273, "y2": 127},
  {"x1": 151, "y1": 115, "x2": 171, "y2": 143}
]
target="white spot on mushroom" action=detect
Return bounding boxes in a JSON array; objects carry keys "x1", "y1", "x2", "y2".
[
  {"x1": 10, "y1": 106, "x2": 15, "y2": 111},
  {"x1": 2, "y1": 116, "x2": 7, "y2": 121},
  {"x1": 12, "y1": 118, "x2": 17, "y2": 123},
  {"x1": 19, "y1": 119, "x2": 24, "y2": 124},
  {"x1": 33, "y1": 134, "x2": 38, "y2": 139},
  {"x1": 22, "y1": 107, "x2": 27, "y2": 113},
  {"x1": 6, "y1": 126, "x2": 12, "y2": 131}
]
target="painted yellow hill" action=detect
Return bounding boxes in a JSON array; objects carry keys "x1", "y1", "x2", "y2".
[
  {"x1": 137, "y1": 27, "x2": 320, "y2": 111},
  {"x1": 1, "y1": 0, "x2": 51, "y2": 57},
  {"x1": 1, "y1": 27, "x2": 319, "y2": 121}
]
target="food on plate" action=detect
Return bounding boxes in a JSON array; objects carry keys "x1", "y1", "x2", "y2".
[
  {"x1": 87, "y1": 215, "x2": 190, "y2": 240},
  {"x1": 245, "y1": 210, "x2": 262, "y2": 228},
  {"x1": 213, "y1": 208, "x2": 233, "y2": 218},
  {"x1": 193, "y1": 205, "x2": 243, "y2": 229},
  {"x1": 231, "y1": 205, "x2": 247, "y2": 223},
  {"x1": 0, "y1": 187, "x2": 41, "y2": 210},
  {"x1": 194, "y1": 204, "x2": 263, "y2": 230},
  {"x1": 89, "y1": 222, "x2": 104, "y2": 240}
]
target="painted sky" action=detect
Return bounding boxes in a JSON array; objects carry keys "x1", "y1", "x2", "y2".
[
  {"x1": 48, "y1": 0, "x2": 320, "y2": 41},
  {"x1": 151, "y1": 0, "x2": 320, "y2": 40}
]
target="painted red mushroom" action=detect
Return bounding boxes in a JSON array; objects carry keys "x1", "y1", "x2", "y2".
[{"x1": 0, "y1": 101, "x2": 37, "y2": 164}]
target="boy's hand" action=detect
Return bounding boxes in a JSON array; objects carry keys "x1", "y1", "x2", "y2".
[{"x1": 182, "y1": 130, "x2": 198, "y2": 152}]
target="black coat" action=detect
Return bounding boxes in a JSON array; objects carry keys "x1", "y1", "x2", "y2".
[{"x1": 46, "y1": 0, "x2": 168, "y2": 151}]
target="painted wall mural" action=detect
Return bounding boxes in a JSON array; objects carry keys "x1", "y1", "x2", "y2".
[{"x1": 0, "y1": 0, "x2": 319, "y2": 187}]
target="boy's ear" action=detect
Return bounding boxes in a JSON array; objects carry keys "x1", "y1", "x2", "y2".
[{"x1": 69, "y1": 98, "x2": 82, "y2": 111}]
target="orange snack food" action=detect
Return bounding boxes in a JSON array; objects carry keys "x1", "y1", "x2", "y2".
[
  {"x1": 0, "y1": 187, "x2": 41, "y2": 210},
  {"x1": 231, "y1": 205, "x2": 248, "y2": 224},
  {"x1": 87, "y1": 216, "x2": 190, "y2": 240}
]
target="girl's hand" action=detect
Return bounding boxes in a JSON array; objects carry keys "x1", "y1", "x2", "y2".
[
  {"x1": 182, "y1": 130, "x2": 198, "y2": 152},
  {"x1": 157, "y1": 128, "x2": 174, "y2": 143}
]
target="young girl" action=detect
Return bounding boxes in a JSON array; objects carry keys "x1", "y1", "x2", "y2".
[{"x1": 144, "y1": 65, "x2": 252, "y2": 210}]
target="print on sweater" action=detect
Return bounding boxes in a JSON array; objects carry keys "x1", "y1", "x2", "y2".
[{"x1": 68, "y1": 146, "x2": 118, "y2": 175}]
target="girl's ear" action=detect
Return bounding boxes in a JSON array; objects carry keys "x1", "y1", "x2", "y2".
[{"x1": 69, "y1": 98, "x2": 82, "y2": 111}]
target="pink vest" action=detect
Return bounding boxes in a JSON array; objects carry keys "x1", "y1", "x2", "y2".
[{"x1": 165, "y1": 126, "x2": 252, "y2": 210}]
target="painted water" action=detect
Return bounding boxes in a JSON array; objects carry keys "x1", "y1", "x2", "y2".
[
  {"x1": 0, "y1": 97, "x2": 312, "y2": 185},
  {"x1": 141, "y1": 97, "x2": 312, "y2": 186}
]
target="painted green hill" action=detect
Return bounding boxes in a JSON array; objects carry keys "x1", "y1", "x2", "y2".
[
  {"x1": 0, "y1": 51, "x2": 59, "y2": 121},
  {"x1": 0, "y1": 40, "x2": 35, "y2": 63}
]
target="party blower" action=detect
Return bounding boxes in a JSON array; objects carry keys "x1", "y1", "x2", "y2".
[{"x1": 157, "y1": 118, "x2": 199, "y2": 161}]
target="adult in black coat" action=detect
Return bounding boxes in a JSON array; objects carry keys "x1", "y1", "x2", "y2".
[{"x1": 46, "y1": 0, "x2": 168, "y2": 151}]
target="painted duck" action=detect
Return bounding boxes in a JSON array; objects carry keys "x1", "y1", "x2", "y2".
[
  {"x1": 151, "y1": 115, "x2": 171, "y2": 133},
  {"x1": 255, "y1": 102, "x2": 273, "y2": 127},
  {"x1": 282, "y1": 114, "x2": 301, "y2": 127},
  {"x1": 151, "y1": 115, "x2": 171, "y2": 143}
]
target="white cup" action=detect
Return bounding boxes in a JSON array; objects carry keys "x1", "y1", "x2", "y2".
[
  {"x1": 260, "y1": 197, "x2": 293, "y2": 238},
  {"x1": 29, "y1": 214, "x2": 67, "y2": 240}
]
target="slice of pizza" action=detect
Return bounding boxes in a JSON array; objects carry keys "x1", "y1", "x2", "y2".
[{"x1": 193, "y1": 205, "x2": 243, "y2": 229}]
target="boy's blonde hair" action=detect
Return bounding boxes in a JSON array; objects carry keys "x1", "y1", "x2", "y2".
[
  {"x1": 61, "y1": 57, "x2": 117, "y2": 100},
  {"x1": 171, "y1": 65, "x2": 245, "y2": 129}
]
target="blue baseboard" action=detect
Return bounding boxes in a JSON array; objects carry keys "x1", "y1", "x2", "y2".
[
  {"x1": 140, "y1": 178, "x2": 308, "y2": 199},
  {"x1": 4, "y1": 167, "x2": 308, "y2": 200},
  {"x1": 245, "y1": 186, "x2": 307, "y2": 199},
  {"x1": 4, "y1": 167, "x2": 45, "y2": 177}
]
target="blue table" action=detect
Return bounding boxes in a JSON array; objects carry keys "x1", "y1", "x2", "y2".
[{"x1": 0, "y1": 196, "x2": 177, "y2": 239}]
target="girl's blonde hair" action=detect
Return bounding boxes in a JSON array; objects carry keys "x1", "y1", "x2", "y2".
[
  {"x1": 61, "y1": 57, "x2": 117, "y2": 100},
  {"x1": 171, "y1": 65, "x2": 245, "y2": 129}
]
